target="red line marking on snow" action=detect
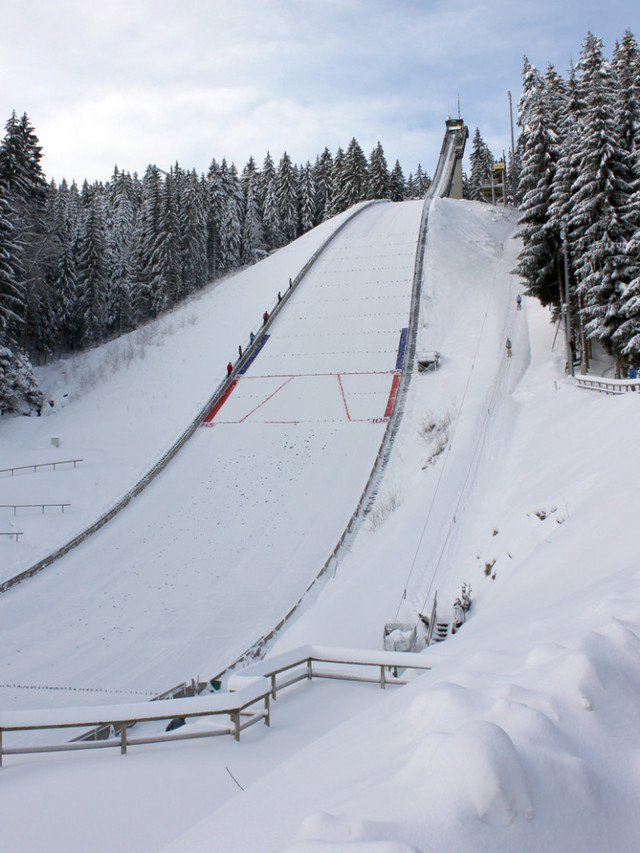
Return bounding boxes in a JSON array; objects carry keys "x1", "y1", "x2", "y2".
[
  {"x1": 384, "y1": 373, "x2": 401, "y2": 418},
  {"x1": 239, "y1": 377, "x2": 294, "y2": 422},
  {"x1": 203, "y1": 380, "x2": 237, "y2": 424},
  {"x1": 337, "y1": 374, "x2": 352, "y2": 422}
]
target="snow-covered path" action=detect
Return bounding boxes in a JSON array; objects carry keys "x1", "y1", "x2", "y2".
[{"x1": 0, "y1": 201, "x2": 423, "y2": 710}]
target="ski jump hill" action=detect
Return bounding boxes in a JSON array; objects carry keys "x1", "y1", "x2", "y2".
[{"x1": 0, "y1": 120, "x2": 471, "y2": 712}]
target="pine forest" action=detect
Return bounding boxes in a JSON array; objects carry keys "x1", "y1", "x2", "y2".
[{"x1": 2, "y1": 27, "x2": 640, "y2": 414}]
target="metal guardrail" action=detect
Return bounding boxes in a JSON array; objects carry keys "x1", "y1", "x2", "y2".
[
  {"x1": 574, "y1": 374, "x2": 640, "y2": 394},
  {"x1": 0, "y1": 532, "x2": 23, "y2": 542},
  {"x1": 0, "y1": 459, "x2": 83, "y2": 476},
  {"x1": 0, "y1": 503, "x2": 70, "y2": 515}
]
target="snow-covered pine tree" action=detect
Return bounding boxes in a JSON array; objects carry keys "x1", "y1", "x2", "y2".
[
  {"x1": 240, "y1": 157, "x2": 266, "y2": 265},
  {"x1": 260, "y1": 152, "x2": 282, "y2": 251},
  {"x1": 179, "y1": 169, "x2": 208, "y2": 291},
  {"x1": 0, "y1": 112, "x2": 51, "y2": 356},
  {"x1": 514, "y1": 62, "x2": 564, "y2": 307},
  {"x1": 76, "y1": 193, "x2": 108, "y2": 345},
  {"x1": 276, "y1": 152, "x2": 299, "y2": 244},
  {"x1": 299, "y1": 161, "x2": 316, "y2": 234},
  {"x1": 389, "y1": 160, "x2": 406, "y2": 201},
  {"x1": 569, "y1": 32, "x2": 637, "y2": 368},
  {"x1": 47, "y1": 179, "x2": 80, "y2": 353},
  {"x1": 148, "y1": 168, "x2": 180, "y2": 312},
  {"x1": 329, "y1": 147, "x2": 346, "y2": 216},
  {"x1": 335, "y1": 138, "x2": 368, "y2": 211},
  {"x1": 0, "y1": 180, "x2": 24, "y2": 347},
  {"x1": 612, "y1": 30, "x2": 640, "y2": 174},
  {"x1": 313, "y1": 148, "x2": 333, "y2": 224},
  {"x1": 467, "y1": 127, "x2": 493, "y2": 201},
  {"x1": 105, "y1": 167, "x2": 139, "y2": 336},
  {"x1": 133, "y1": 164, "x2": 162, "y2": 322},
  {"x1": 218, "y1": 162, "x2": 243, "y2": 272},
  {"x1": 0, "y1": 345, "x2": 43, "y2": 415},
  {"x1": 367, "y1": 142, "x2": 389, "y2": 199},
  {"x1": 413, "y1": 164, "x2": 431, "y2": 197}
]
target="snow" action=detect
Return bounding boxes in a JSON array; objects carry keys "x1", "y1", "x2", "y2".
[{"x1": 2, "y1": 196, "x2": 640, "y2": 853}]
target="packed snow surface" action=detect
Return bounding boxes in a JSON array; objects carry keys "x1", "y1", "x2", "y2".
[
  {"x1": 0, "y1": 200, "x2": 421, "y2": 709},
  {"x1": 2, "y1": 198, "x2": 640, "y2": 853}
]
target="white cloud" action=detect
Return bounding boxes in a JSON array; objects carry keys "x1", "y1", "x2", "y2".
[{"x1": 3, "y1": 0, "x2": 638, "y2": 183}]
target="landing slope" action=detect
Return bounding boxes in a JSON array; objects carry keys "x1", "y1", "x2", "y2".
[{"x1": 0, "y1": 201, "x2": 422, "y2": 711}]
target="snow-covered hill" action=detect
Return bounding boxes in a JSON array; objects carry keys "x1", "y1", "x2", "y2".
[{"x1": 2, "y1": 198, "x2": 640, "y2": 853}]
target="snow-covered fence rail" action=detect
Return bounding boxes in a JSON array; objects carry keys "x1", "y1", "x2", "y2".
[
  {"x1": 0, "y1": 680, "x2": 272, "y2": 766},
  {"x1": 0, "y1": 503, "x2": 70, "y2": 515},
  {"x1": 574, "y1": 374, "x2": 640, "y2": 394},
  {"x1": 0, "y1": 459, "x2": 82, "y2": 476},
  {"x1": 227, "y1": 645, "x2": 432, "y2": 699},
  {"x1": 0, "y1": 203, "x2": 384, "y2": 599},
  {"x1": 0, "y1": 532, "x2": 23, "y2": 542},
  {"x1": 0, "y1": 646, "x2": 428, "y2": 767}
]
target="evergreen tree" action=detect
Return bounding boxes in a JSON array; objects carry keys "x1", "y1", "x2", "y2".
[
  {"x1": 0, "y1": 111, "x2": 50, "y2": 354},
  {"x1": 105, "y1": 167, "x2": 139, "y2": 336},
  {"x1": 217, "y1": 162, "x2": 241, "y2": 271},
  {"x1": 612, "y1": 30, "x2": 640, "y2": 171},
  {"x1": 148, "y1": 169, "x2": 180, "y2": 313},
  {"x1": 467, "y1": 126, "x2": 493, "y2": 201},
  {"x1": 276, "y1": 151, "x2": 299, "y2": 243},
  {"x1": 0, "y1": 181, "x2": 23, "y2": 347},
  {"x1": 329, "y1": 147, "x2": 346, "y2": 215},
  {"x1": 389, "y1": 160, "x2": 406, "y2": 201},
  {"x1": 313, "y1": 148, "x2": 333, "y2": 223},
  {"x1": 413, "y1": 164, "x2": 431, "y2": 197},
  {"x1": 261, "y1": 152, "x2": 281, "y2": 250},
  {"x1": 179, "y1": 170, "x2": 208, "y2": 291},
  {"x1": 367, "y1": 142, "x2": 389, "y2": 199},
  {"x1": 514, "y1": 62, "x2": 564, "y2": 306},
  {"x1": 299, "y1": 161, "x2": 316, "y2": 234},
  {"x1": 241, "y1": 157, "x2": 266, "y2": 265},
  {"x1": 569, "y1": 32, "x2": 636, "y2": 363},
  {"x1": 133, "y1": 164, "x2": 162, "y2": 322},
  {"x1": 76, "y1": 193, "x2": 108, "y2": 344},
  {"x1": 335, "y1": 137, "x2": 368, "y2": 210},
  {"x1": 0, "y1": 345, "x2": 43, "y2": 415}
]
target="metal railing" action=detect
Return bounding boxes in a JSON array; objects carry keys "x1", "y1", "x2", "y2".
[
  {"x1": 0, "y1": 459, "x2": 82, "y2": 476},
  {"x1": 0, "y1": 503, "x2": 70, "y2": 515}
]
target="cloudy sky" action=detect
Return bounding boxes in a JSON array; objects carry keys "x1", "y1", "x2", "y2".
[{"x1": 2, "y1": 0, "x2": 636, "y2": 185}]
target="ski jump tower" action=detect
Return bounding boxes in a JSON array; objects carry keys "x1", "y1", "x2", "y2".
[
  {"x1": 427, "y1": 118, "x2": 469, "y2": 200},
  {"x1": 444, "y1": 117, "x2": 468, "y2": 199}
]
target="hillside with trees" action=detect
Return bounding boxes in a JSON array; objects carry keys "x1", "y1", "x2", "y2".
[
  {"x1": 514, "y1": 29, "x2": 640, "y2": 375},
  {"x1": 0, "y1": 120, "x2": 430, "y2": 413}
]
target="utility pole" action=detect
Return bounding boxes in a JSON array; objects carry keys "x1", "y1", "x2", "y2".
[
  {"x1": 508, "y1": 91, "x2": 516, "y2": 197},
  {"x1": 560, "y1": 220, "x2": 574, "y2": 377}
]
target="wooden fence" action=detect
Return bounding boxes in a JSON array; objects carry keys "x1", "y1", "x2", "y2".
[
  {"x1": 0, "y1": 645, "x2": 430, "y2": 767},
  {"x1": 574, "y1": 374, "x2": 640, "y2": 394}
]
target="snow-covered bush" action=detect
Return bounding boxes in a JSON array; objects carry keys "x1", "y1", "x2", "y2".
[{"x1": 0, "y1": 346, "x2": 43, "y2": 416}]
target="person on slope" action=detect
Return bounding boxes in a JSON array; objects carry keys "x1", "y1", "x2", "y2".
[
  {"x1": 263, "y1": 311, "x2": 269, "y2": 325},
  {"x1": 505, "y1": 338, "x2": 512, "y2": 358},
  {"x1": 227, "y1": 362, "x2": 233, "y2": 376},
  {"x1": 517, "y1": 294, "x2": 522, "y2": 310}
]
